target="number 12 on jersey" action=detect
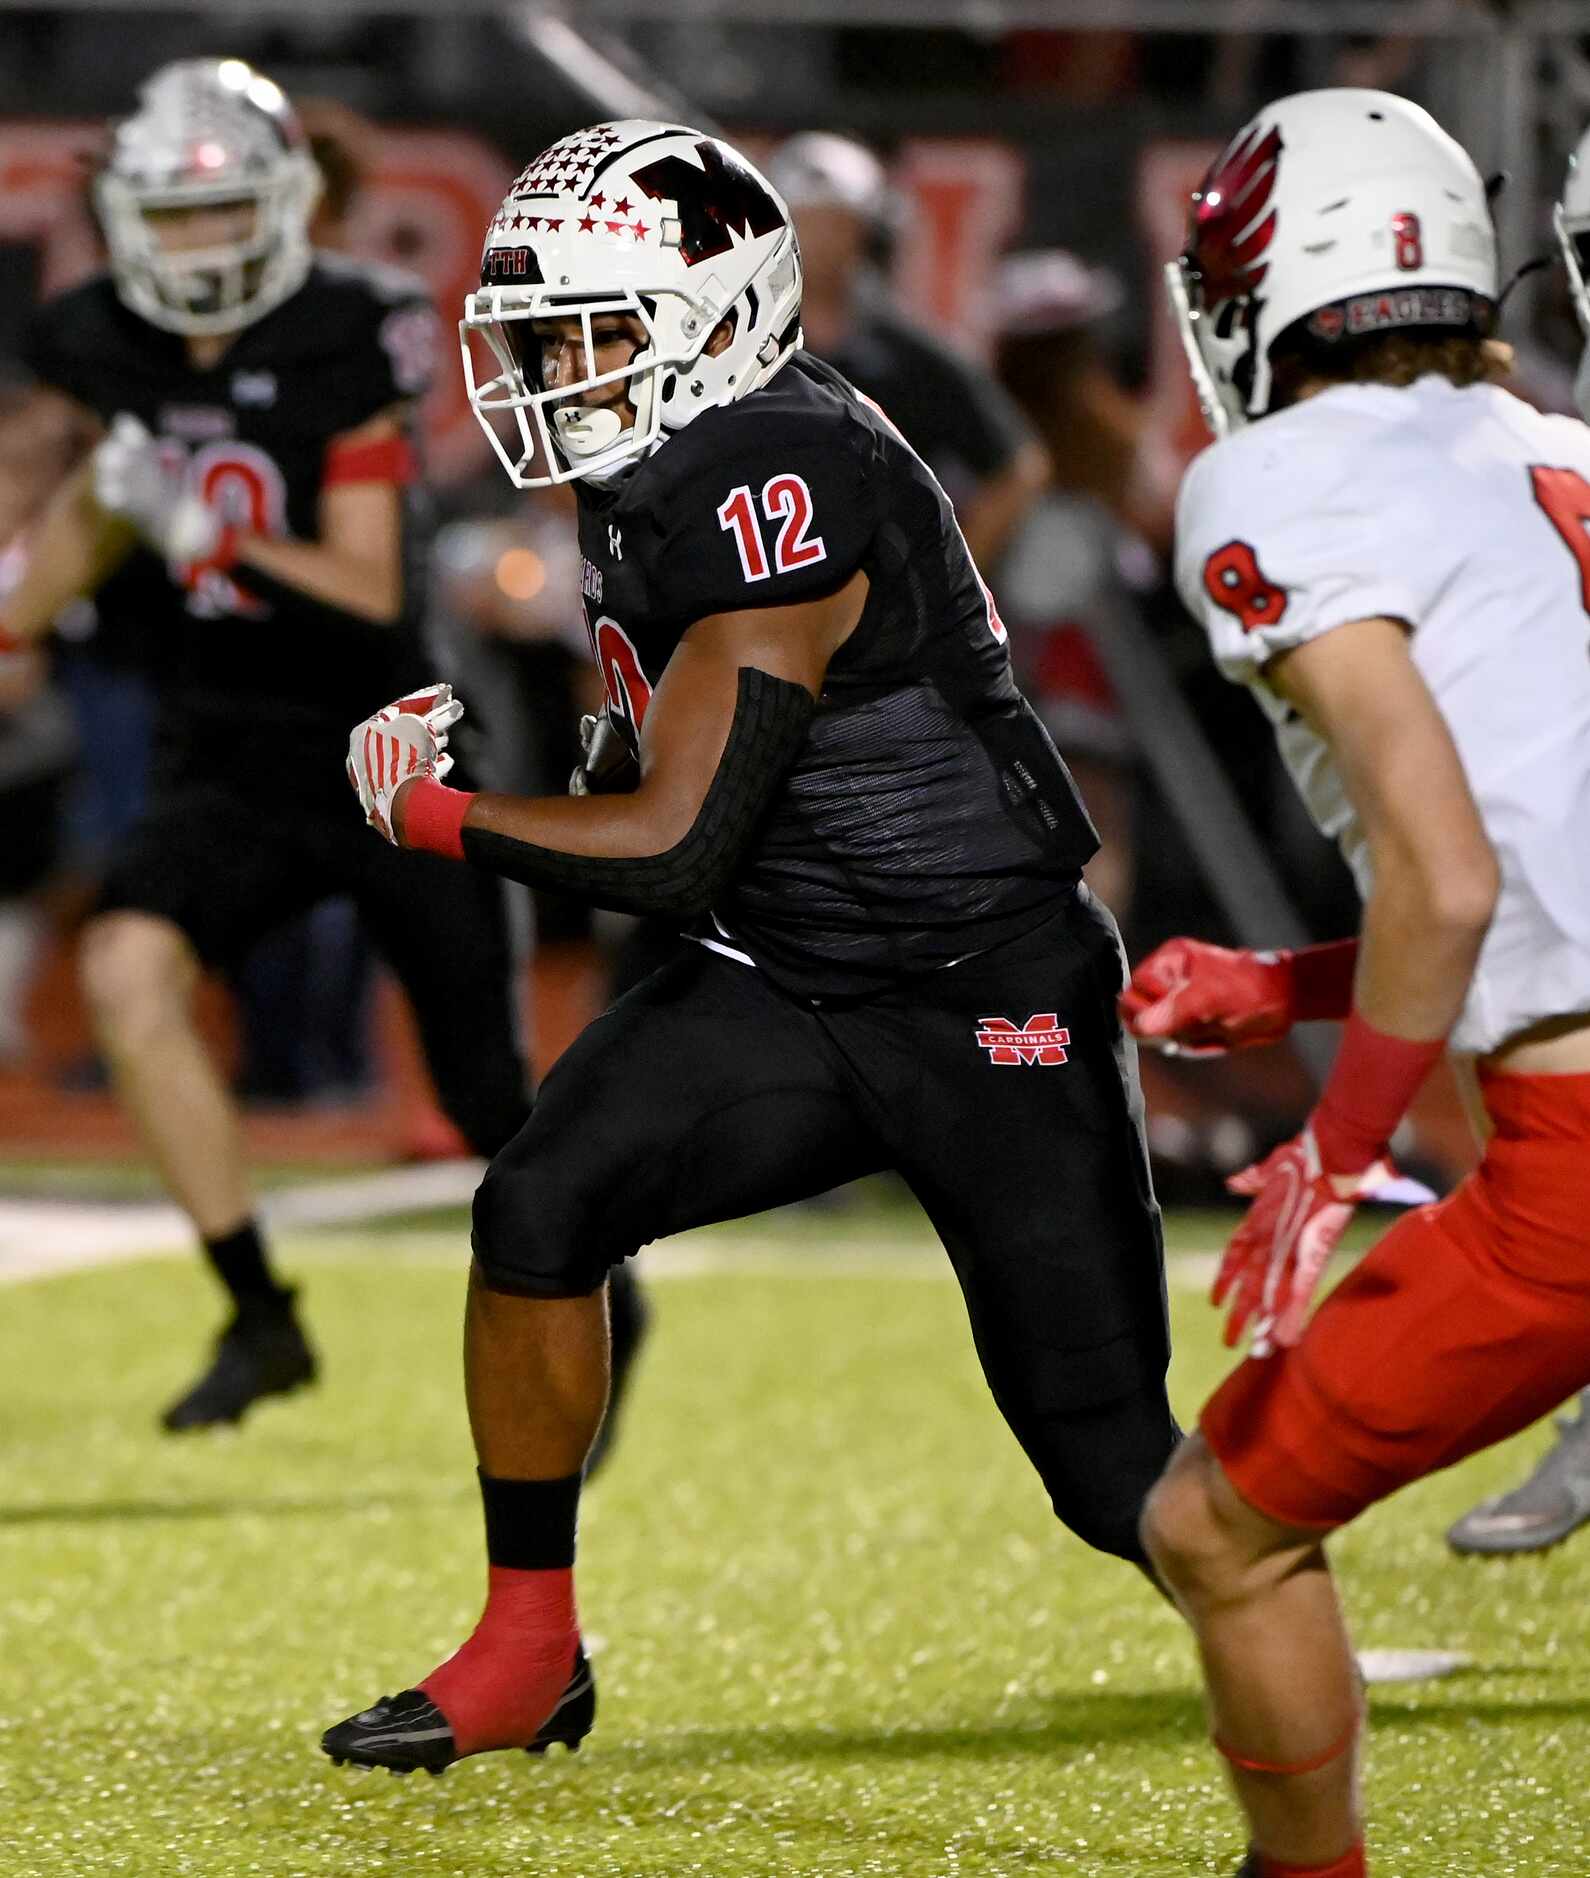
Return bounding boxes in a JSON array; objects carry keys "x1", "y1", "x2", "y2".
[{"x1": 718, "y1": 474, "x2": 827, "y2": 582}]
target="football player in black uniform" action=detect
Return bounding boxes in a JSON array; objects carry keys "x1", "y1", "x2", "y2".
[
  {"x1": 0, "y1": 59, "x2": 652, "y2": 1442},
  {"x1": 324, "y1": 119, "x2": 1178, "y2": 1775}
]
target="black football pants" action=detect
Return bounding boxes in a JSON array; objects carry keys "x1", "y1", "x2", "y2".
[{"x1": 472, "y1": 887, "x2": 1178, "y2": 1561}]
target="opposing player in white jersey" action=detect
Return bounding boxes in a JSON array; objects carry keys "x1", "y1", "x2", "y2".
[{"x1": 1118, "y1": 90, "x2": 1590, "y2": 1877}]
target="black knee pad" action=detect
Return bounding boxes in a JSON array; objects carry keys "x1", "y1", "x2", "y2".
[
  {"x1": 1046, "y1": 1482, "x2": 1154, "y2": 1565},
  {"x1": 470, "y1": 1143, "x2": 613, "y2": 1299},
  {"x1": 606, "y1": 1259, "x2": 651, "y2": 1341},
  {"x1": 448, "y1": 1089, "x2": 531, "y2": 1162},
  {"x1": 1024, "y1": 1395, "x2": 1183, "y2": 1565}
]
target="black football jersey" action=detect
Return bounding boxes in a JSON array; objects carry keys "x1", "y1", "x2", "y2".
[
  {"x1": 574, "y1": 352, "x2": 1097, "y2": 996},
  {"x1": 23, "y1": 257, "x2": 439, "y2": 797}
]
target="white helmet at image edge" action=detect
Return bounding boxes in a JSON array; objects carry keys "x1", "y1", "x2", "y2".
[{"x1": 1553, "y1": 127, "x2": 1590, "y2": 420}]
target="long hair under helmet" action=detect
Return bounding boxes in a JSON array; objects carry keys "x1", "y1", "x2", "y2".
[
  {"x1": 95, "y1": 57, "x2": 322, "y2": 339},
  {"x1": 462, "y1": 119, "x2": 803, "y2": 488},
  {"x1": 1167, "y1": 88, "x2": 1498, "y2": 437}
]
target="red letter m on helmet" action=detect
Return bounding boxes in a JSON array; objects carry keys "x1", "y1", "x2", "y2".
[{"x1": 975, "y1": 1014, "x2": 1070, "y2": 1066}]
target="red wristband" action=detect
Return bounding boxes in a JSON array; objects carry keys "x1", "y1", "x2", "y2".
[
  {"x1": 1312, "y1": 1009, "x2": 1445, "y2": 1172},
  {"x1": 399, "y1": 776, "x2": 476, "y2": 860},
  {"x1": 0, "y1": 620, "x2": 24, "y2": 655},
  {"x1": 1285, "y1": 938, "x2": 1359, "y2": 1023}
]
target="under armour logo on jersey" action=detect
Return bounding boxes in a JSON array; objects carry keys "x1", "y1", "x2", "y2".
[
  {"x1": 975, "y1": 1014, "x2": 1070, "y2": 1066},
  {"x1": 609, "y1": 524, "x2": 623, "y2": 560},
  {"x1": 230, "y1": 370, "x2": 278, "y2": 408}
]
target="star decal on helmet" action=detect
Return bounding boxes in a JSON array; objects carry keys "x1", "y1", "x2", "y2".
[{"x1": 509, "y1": 127, "x2": 626, "y2": 201}]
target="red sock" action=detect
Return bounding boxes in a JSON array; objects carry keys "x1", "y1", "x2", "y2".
[
  {"x1": 1255, "y1": 1845, "x2": 1367, "y2": 1878},
  {"x1": 418, "y1": 1565, "x2": 578, "y2": 1756}
]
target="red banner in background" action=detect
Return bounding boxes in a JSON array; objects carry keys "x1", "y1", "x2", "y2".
[
  {"x1": 340, "y1": 130, "x2": 513, "y2": 484},
  {"x1": 892, "y1": 138, "x2": 1026, "y2": 359},
  {"x1": 0, "y1": 120, "x2": 511, "y2": 486},
  {"x1": 0, "y1": 122, "x2": 104, "y2": 299}
]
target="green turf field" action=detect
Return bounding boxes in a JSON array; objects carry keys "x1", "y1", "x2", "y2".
[{"x1": 2, "y1": 1203, "x2": 1585, "y2": 1877}]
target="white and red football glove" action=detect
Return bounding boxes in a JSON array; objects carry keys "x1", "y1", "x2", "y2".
[
  {"x1": 347, "y1": 684, "x2": 465, "y2": 843},
  {"x1": 1120, "y1": 937, "x2": 1296, "y2": 1056},
  {"x1": 1212, "y1": 1125, "x2": 1436, "y2": 1356}
]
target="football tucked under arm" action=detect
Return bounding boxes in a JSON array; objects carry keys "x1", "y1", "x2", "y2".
[
  {"x1": 391, "y1": 572, "x2": 863, "y2": 917},
  {"x1": 569, "y1": 708, "x2": 640, "y2": 796},
  {"x1": 402, "y1": 666, "x2": 813, "y2": 919},
  {"x1": 466, "y1": 667, "x2": 812, "y2": 916}
]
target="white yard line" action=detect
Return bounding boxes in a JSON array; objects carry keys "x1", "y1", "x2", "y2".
[
  {"x1": 0, "y1": 1161, "x2": 485, "y2": 1284},
  {"x1": 0, "y1": 1173, "x2": 1225, "y2": 1290}
]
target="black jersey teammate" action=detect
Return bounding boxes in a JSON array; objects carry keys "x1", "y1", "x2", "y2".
[
  {"x1": 0, "y1": 61, "x2": 651, "y2": 1443},
  {"x1": 327, "y1": 120, "x2": 1178, "y2": 1773}
]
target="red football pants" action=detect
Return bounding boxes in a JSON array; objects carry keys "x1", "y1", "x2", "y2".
[{"x1": 1203, "y1": 1068, "x2": 1590, "y2": 1530}]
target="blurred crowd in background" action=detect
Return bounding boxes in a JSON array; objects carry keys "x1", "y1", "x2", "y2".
[{"x1": 1, "y1": 6, "x2": 1579, "y2": 1192}]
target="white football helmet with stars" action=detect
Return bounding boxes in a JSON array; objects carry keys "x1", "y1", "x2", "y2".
[
  {"x1": 462, "y1": 119, "x2": 803, "y2": 487},
  {"x1": 95, "y1": 57, "x2": 322, "y2": 338}
]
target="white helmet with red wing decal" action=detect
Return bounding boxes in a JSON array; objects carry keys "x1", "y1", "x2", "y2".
[
  {"x1": 1168, "y1": 89, "x2": 1497, "y2": 437},
  {"x1": 463, "y1": 119, "x2": 803, "y2": 487}
]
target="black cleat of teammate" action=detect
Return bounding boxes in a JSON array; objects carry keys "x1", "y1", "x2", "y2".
[
  {"x1": 321, "y1": 1641, "x2": 595, "y2": 1774},
  {"x1": 160, "y1": 1289, "x2": 316, "y2": 1431}
]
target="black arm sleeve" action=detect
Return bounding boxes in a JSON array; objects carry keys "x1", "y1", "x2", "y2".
[{"x1": 462, "y1": 667, "x2": 814, "y2": 919}]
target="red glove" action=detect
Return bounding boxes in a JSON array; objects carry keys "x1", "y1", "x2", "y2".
[
  {"x1": 1212, "y1": 1125, "x2": 1395, "y2": 1354},
  {"x1": 1121, "y1": 935, "x2": 1359, "y2": 1055},
  {"x1": 1121, "y1": 937, "x2": 1294, "y2": 1055},
  {"x1": 1215, "y1": 1007, "x2": 1444, "y2": 1354}
]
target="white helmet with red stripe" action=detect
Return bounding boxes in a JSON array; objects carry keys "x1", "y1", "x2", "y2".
[
  {"x1": 463, "y1": 119, "x2": 803, "y2": 487},
  {"x1": 1168, "y1": 88, "x2": 1497, "y2": 437}
]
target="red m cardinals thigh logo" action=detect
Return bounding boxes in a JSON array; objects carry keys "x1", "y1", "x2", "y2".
[{"x1": 975, "y1": 1014, "x2": 1070, "y2": 1066}]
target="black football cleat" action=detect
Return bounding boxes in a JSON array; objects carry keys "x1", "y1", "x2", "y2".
[
  {"x1": 584, "y1": 1265, "x2": 650, "y2": 1480},
  {"x1": 321, "y1": 1641, "x2": 595, "y2": 1775},
  {"x1": 160, "y1": 1289, "x2": 317, "y2": 1431},
  {"x1": 524, "y1": 1642, "x2": 597, "y2": 1755}
]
